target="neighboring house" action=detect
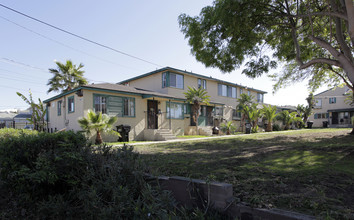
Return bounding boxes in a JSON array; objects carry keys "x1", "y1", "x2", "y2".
[
  {"x1": 0, "y1": 111, "x2": 17, "y2": 128},
  {"x1": 13, "y1": 113, "x2": 32, "y2": 129},
  {"x1": 44, "y1": 67, "x2": 267, "y2": 141},
  {"x1": 308, "y1": 86, "x2": 354, "y2": 128}
]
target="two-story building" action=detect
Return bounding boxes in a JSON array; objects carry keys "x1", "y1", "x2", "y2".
[
  {"x1": 44, "y1": 67, "x2": 266, "y2": 141},
  {"x1": 308, "y1": 86, "x2": 354, "y2": 128}
]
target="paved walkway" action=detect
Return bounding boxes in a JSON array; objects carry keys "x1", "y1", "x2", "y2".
[{"x1": 112, "y1": 129, "x2": 305, "y2": 147}]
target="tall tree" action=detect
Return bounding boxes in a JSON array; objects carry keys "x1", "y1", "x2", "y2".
[
  {"x1": 47, "y1": 60, "x2": 88, "y2": 93},
  {"x1": 236, "y1": 93, "x2": 254, "y2": 131},
  {"x1": 261, "y1": 104, "x2": 278, "y2": 132},
  {"x1": 78, "y1": 110, "x2": 119, "y2": 144},
  {"x1": 184, "y1": 86, "x2": 210, "y2": 135},
  {"x1": 179, "y1": 0, "x2": 354, "y2": 93}
]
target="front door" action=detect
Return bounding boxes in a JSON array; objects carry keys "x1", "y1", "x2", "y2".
[
  {"x1": 332, "y1": 112, "x2": 338, "y2": 124},
  {"x1": 147, "y1": 100, "x2": 158, "y2": 129}
]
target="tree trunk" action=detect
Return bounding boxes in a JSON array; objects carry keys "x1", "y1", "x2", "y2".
[
  {"x1": 95, "y1": 130, "x2": 103, "y2": 144},
  {"x1": 266, "y1": 122, "x2": 272, "y2": 132},
  {"x1": 351, "y1": 127, "x2": 354, "y2": 135}
]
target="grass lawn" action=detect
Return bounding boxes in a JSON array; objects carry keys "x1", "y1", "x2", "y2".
[{"x1": 135, "y1": 128, "x2": 354, "y2": 219}]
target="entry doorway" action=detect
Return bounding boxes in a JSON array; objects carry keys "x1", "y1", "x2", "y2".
[
  {"x1": 147, "y1": 100, "x2": 158, "y2": 129},
  {"x1": 332, "y1": 112, "x2": 338, "y2": 124}
]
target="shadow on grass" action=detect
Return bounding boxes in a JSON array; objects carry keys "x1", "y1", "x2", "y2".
[{"x1": 137, "y1": 131, "x2": 354, "y2": 218}]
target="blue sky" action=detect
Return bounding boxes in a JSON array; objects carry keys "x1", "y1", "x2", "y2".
[{"x1": 0, "y1": 1, "x2": 321, "y2": 111}]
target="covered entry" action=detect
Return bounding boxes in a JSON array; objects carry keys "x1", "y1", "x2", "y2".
[
  {"x1": 190, "y1": 105, "x2": 214, "y2": 126},
  {"x1": 147, "y1": 100, "x2": 158, "y2": 129}
]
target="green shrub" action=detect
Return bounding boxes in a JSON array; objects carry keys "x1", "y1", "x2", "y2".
[
  {"x1": 0, "y1": 131, "x2": 229, "y2": 219},
  {"x1": 272, "y1": 124, "x2": 281, "y2": 131},
  {"x1": 0, "y1": 128, "x2": 37, "y2": 139},
  {"x1": 0, "y1": 131, "x2": 179, "y2": 219}
]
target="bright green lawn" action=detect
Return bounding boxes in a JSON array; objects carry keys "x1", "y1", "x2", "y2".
[{"x1": 135, "y1": 128, "x2": 354, "y2": 219}]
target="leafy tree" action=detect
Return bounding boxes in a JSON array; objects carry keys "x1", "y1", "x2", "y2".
[
  {"x1": 220, "y1": 121, "x2": 236, "y2": 135},
  {"x1": 276, "y1": 110, "x2": 302, "y2": 130},
  {"x1": 184, "y1": 86, "x2": 210, "y2": 135},
  {"x1": 47, "y1": 60, "x2": 88, "y2": 93},
  {"x1": 16, "y1": 91, "x2": 47, "y2": 131},
  {"x1": 304, "y1": 93, "x2": 315, "y2": 124},
  {"x1": 261, "y1": 104, "x2": 278, "y2": 132},
  {"x1": 179, "y1": 0, "x2": 354, "y2": 93},
  {"x1": 78, "y1": 110, "x2": 119, "y2": 144}
]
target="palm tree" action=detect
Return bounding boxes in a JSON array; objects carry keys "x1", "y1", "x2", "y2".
[
  {"x1": 276, "y1": 110, "x2": 302, "y2": 130},
  {"x1": 261, "y1": 104, "x2": 278, "y2": 132},
  {"x1": 184, "y1": 86, "x2": 210, "y2": 135},
  {"x1": 47, "y1": 60, "x2": 88, "y2": 93},
  {"x1": 248, "y1": 103, "x2": 262, "y2": 133},
  {"x1": 220, "y1": 121, "x2": 236, "y2": 135},
  {"x1": 78, "y1": 110, "x2": 119, "y2": 144},
  {"x1": 237, "y1": 93, "x2": 254, "y2": 131}
]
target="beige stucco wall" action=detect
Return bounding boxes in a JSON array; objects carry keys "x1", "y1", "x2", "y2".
[
  {"x1": 127, "y1": 72, "x2": 168, "y2": 94},
  {"x1": 309, "y1": 96, "x2": 352, "y2": 127},
  {"x1": 125, "y1": 69, "x2": 264, "y2": 125},
  {"x1": 83, "y1": 90, "x2": 147, "y2": 141},
  {"x1": 47, "y1": 93, "x2": 84, "y2": 132}
]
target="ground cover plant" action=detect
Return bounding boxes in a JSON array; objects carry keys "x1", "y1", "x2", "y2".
[
  {"x1": 0, "y1": 129, "x2": 229, "y2": 219},
  {"x1": 136, "y1": 129, "x2": 354, "y2": 219}
]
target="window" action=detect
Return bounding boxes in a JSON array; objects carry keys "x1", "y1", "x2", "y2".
[
  {"x1": 93, "y1": 94, "x2": 135, "y2": 117},
  {"x1": 232, "y1": 109, "x2": 241, "y2": 119},
  {"x1": 215, "y1": 106, "x2": 223, "y2": 116},
  {"x1": 162, "y1": 72, "x2": 184, "y2": 89},
  {"x1": 218, "y1": 84, "x2": 236, "y2": 98},
  {"x1": 123, "y1": 98, "x2": 135, "y2": 117},
  {"x1": 314, "y1": 113, "x2": 328, "y2": 119},
  {"x1": 57, "y1": 100, "x2": 62, "y2": 116},
  {"x1": 232, "y1": 87, "x2": 237, "y2": 98},
  {"x1": 240, "y1": 88, "x2": 243, "y2": 95},
  {"x1": 315, "y1": 99, "x2": 322, "y2": 107},
  {"x1": 248, "y1": 91, "x2": 251, "y2": 96},
  {"x1": 329, "y1": 97, "x2": 336, "y2": 104},
  {"x1": 162, "y1": 72, "x2": 167, "y2": 88},
  {"x1": 167, "y1": 102, "x2": 184, "y2": 119},
  {"x1": 94, "y1": 95, "x2": 107, "y2": 114},
  {"x1": 257, "y1": 93, "x2": 264, "y2": 103},
  {"x1": 184, "y1": 103, "x2": 191, "y2": 114},
  {"x1": 68, "y1": 96, "x2": 74, "y2": 113},
  {"x1": 218, "y1": 84, "x2": 227, "y2": 96},
  {"x1": 198, "y1": 79, "x2": 206, "y2": 89}
]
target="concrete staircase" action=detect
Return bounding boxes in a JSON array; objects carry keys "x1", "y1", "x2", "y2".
[
  {"x1": 198, "y1": 126, "x2": 213, "y2": 136},
  {"x1": 155, "y1": 129, "x2": 177, "y2": 141}
]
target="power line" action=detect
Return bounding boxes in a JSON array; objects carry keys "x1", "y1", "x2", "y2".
[
  {"x1": 0, "y1": 75, "x2": 45, "y2": 85},
  {"x1": 0, "y1": 84, "x2": 46, "y2": 94},
  {"x1": 0, "y1": 3, "x2": 163, "y2": 68},
  {"x1": 1, "y1": 58, "x2": 109, "y2": 84},
  {"x1": 0, "y1": 58, "x2": 48, "y2": 73},
  {"x1": 0, "y1": 15, "x2": 144, "y2": 73},
  {"x1": 0, "y1": 67, "x2": 45, "y2": 80}
]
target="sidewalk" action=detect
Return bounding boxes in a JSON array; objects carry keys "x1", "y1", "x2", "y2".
[{"x1": 112, "y1": 129, "x2": 307, "y2": 147}]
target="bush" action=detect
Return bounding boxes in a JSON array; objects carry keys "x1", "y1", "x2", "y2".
[
  {"x1": 0, "y1": 127, "x2": 37, "y2": 139},
  {"x1": 0, "y1": 131, "x2": 229, "y2": 219},
  {"x1": 0, "y1": 131, "x2": 180, "y2": 219},
  {"x1": 273, "y1": 124, "x2": 281, "y2": 131}
]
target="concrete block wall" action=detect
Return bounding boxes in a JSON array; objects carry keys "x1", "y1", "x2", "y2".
[{"x1": 147, "y1": 175, "x2": 315, "y2": 220}]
